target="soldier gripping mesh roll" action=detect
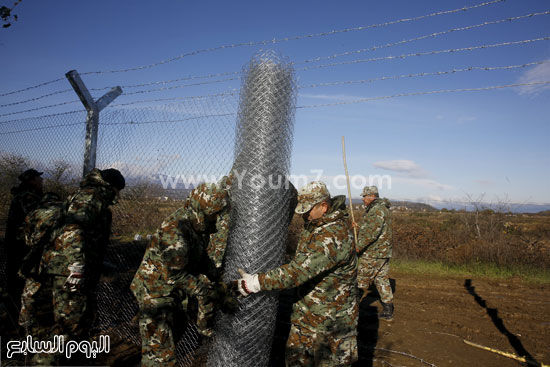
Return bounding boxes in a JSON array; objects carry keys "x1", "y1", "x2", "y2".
[{"x1": 207, "y1": 51, "x2": 297, "y2": 367}]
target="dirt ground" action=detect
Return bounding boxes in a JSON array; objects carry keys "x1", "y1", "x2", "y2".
[
  {"x1": 2, "y1": 269, "x2": 549, "y2": 367},
  {"x1": 353, "y1": 270, "x2": 550, "y2": 367}
]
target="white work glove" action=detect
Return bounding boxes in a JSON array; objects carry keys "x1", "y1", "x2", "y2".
[
  {"x1": 237, "y1": 268, "x2": 261, "y2": 297},
  {"x1": 64, "y1": 263, "x2": 85, "y2": 292}
]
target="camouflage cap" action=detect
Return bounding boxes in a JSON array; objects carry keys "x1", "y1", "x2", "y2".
[
  {"x1": 217, "y1": 172, "x2": 234, "y2": 193},
  {"x1": 361, "y1": 185, "x2": 379, "y2": 197},
  {"x1": 18, "y1": 169, "x2": 43, "y2": 182},
  {"x1": 188, "y1": 182, "x2": 228, "y2": 216},
  {"x1": 295, "y1": 181, "x2": 330, "y2": 214}
]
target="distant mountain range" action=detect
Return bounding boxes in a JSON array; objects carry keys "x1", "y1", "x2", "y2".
[{"x1": 350, "y1": 198, "x2": 550, "y2": 214}]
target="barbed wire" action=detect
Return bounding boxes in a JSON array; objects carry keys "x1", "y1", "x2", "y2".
[
  {"x1": 0, "y1": 91, "x2": 240, "y2": 124},
  {"x1": 100, "y1": 113, "x2": 236, "y2": 126},
  {"x1": 0, "y1": 110, "x2": 84, "y2": 125},
  {"x1": 4, "y1": 80, "x2": 545, "y2": 133},
  {"x1": 0, "y1": 77, "x2": 66, "y2": 98},
  {"x1": 116, "y1": 71, "x2": 242, "y2": 89},
  {"x1": 77, "y1": 0, "x2": 504, "y2": 76},
  {"x1": 108, "y1": 91, "x2": 239, "y2": 107},
  {"x1": 296, "y1": 11, "x2": 550, "y2": 65},
  {"x1": 0, "y1": 122, "x2": 84, "y2": 135},
  {"x1": 0, "y1": 100, "x2": 80, "y2": 118},
  {"x1": 55, "y1": 9, "x2": 548, "y2": 95},
  {"x1": 296, "y1": 36, "x2": 550, "y2": 72},
  {"x1": 1, "y1": 2, "x2": 541, "y2": 105},
  {"x1": 300, "y1": 60, "x2": 550, "y2": 88},
  {"x1": 122, "y1": 77, "x2": 239, "y2": 96},
  {"x1": 0, "y1": 88, "x2": 74, "y2": 108},
  {"x1": 0, "y1": 79, "x2": 239, "y2": 118},
  {"x1": 83, "y1": 33, "x2": 550, "y2": 96},
  {"x1": 297, "y1": 81, "x2": 550, "y2": 108},
  {"x1": 107, "y1": 90, "x2": 240, "y2": 108}
]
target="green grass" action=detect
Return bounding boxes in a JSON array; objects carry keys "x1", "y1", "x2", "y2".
[{"x1": 391, "y1": 258, "x2": 550, "y2": 284}]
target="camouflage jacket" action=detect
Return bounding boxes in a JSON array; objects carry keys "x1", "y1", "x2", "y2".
[
  {"x1": 258, "y1": 195, "x2": 358, "y2": 331},
  {"x1": 357, "y1": 198, "x2": 392, "y2": 259},
  {"x1": 5, "y1": 186, "x2": 42, "y2": 244},
  {"x1": 130, "y1": 205, "x2": 218, "y2": 303},
  {"x1": 39, "y1": 169, "x2": 115, "y2": 278},
  {"x1": 207, "y1": 208, "x2": 229, "y2": 269}
]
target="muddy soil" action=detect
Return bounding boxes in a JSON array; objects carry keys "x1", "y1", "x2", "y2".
[
  {"x1": 354, "y1": 270, "x2": 550, "y2": 367},
  {"x1": 2, "y1": 270, "x2": 548, "y2": 367}
]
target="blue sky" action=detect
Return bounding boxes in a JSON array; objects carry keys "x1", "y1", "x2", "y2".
[{"x1": 1, "y1": 0, "x2": 549, "y2": 207}]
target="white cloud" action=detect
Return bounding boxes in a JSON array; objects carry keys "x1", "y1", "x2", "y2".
[
  {"x1": 373, "y1": 159, "x2": 427, "y2": 178},
  {"x1": 393, "y1": 177, "x2": 454, "y2": 191},
  {"x1": 517, "y1": 62, "x2": 550, "y2": 95}
]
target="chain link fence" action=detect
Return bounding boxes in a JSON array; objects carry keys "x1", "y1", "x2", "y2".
[{"x1": 0, "y1": 92, "x2": 239, "y2": 366}]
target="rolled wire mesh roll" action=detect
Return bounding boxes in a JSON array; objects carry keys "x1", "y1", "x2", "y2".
[{"x1": 207, "y1": 51, "x2": 297, "y2": 367}]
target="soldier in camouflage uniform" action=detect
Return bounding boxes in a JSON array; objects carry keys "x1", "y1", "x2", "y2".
[
  {"x1": 205, "y1": 173, "x2": 233, "y2": 270},
  {"x1": 238, "y1": 181, "x2": 358, "y2": 366},
  {"x1": 353, "y1": 185, "x2": 394, "y2": 321},
  {"x1": 18, "y1": 168, "x2": 125, "y2": 365},
  {"x1": 3, "y1": 169, "x2": 43, "y2": 326},
  {"x1": 131, "y1": 180, "x2": 233, "y2": 367}
]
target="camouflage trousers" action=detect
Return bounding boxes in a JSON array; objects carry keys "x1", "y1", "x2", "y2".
[
  {"x1": 19, "y1": 276, "x2": 89, "y2": 365},
  {"x1": 137, "y1": 298, "x2": 179, "y2": 367},
  {"x1": 357, "y1": 257, "x2": 393, "y2": 304},
  {"x1": 136, "y1": 294, "x2": 215, "y2": 366},
  {"x1": 285, "y1": 323, "x2": 358, "y2": 366}
]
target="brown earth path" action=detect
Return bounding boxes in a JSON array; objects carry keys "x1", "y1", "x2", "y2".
[{"x1": 357, "y1": 270, "x2": 550, "y2": 367}]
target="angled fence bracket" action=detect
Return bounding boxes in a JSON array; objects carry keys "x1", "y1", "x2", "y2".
[{"x1": 65, "y1": 70, "x2": 122, "y2": 177}]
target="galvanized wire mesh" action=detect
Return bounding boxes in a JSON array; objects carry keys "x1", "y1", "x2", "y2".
[
  {"x1": 208, "y1": 51, "x2": 297, "y2": 367},
  {"x1": 0, "y1": 94, "x2": 238, "y2": 366}
]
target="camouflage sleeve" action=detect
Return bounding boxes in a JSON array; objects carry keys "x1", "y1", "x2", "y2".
[
  {"x1": 159, "y1": 219, "x2": 212, "y2": 297},
  {"x1": 206, "y1": 211, "x2": 229, "y2": 269},
  {"x1": 258, "y1": 224, "x2": 348, "y2": 291},
  {"x1": 58, "y1": 192, "x2": 106, "y2": 265},
  {"x1": 356, "y1": 206, "x2": 387, "y2": 253}
]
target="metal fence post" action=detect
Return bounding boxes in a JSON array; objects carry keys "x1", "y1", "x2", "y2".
[{"x1": 65, "y1": 70, "x2": 122, "y2": 177}]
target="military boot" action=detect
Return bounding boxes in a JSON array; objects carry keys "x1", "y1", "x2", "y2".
[{"x1": 379, "y1": 302, "x2": 394, "y2": 321}]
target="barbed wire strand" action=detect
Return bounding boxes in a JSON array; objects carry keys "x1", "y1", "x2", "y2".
[
  {"x1": 297, "y1": 80, "x2": 550, "y2": 108},
  {"x1": 7, "y1": 34, "x2": 545, "y2": 119},
  {"x1": 2, "y1": 76, "x2": 547, "y2": 125},
  {"x1": 0, "y1": 88, "x2": 74, "y2": 108},
  {"x1": 0, "y1": 91, "x2": 240, "y2": 124},
  {"x1": 78, "y1": 0, "x2": 504, "y2": 76},
  {"x1": 101, "y1": 112, "x2": 236, "y2": 126},
  {"x1": 0, "y1": 76, "x2": 240, "y2": 109},
  {"x1": 0, "y1": 79, "x2": 239, "y2": 118},
  {"x1": 0, "y1": 77, "x2": 66, "y2": 98},
  {"x1": 4, "y1": 80, "x2": 544, "y2": 133},
  {"x1": 50, "y1": 9, "x2": 548, "y2": 95},
  {"x1": 296, "y1": 36, "x2": 550, "y2": 72},
  {"x1": 0, "y1": 122, "x2": 84, "y2": 135},
  {"x1": 300, "y1": 60, "x2": 550, "y2": 88},
  {"x1": 0, "y1": 100, "x2": 80, "y2": 118},
  {"x1": 296, "y1": 11, "x2": 550, "y2": 65},
  {"x1": 107, "y1": 91, "x2": 240, "y2": 108},
  {"x1": 122, "y1": 77, "x2": 239, "y2": 96},
  {"x1": 3, "y1": 5, "x2": 543, "y2": 105},
  {"x1": 0, "y1": 0, "x2": 516, "y2": 97}
]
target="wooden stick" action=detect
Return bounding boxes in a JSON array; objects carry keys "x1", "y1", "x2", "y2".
[
  {"x1": 463, "y1": 340, "x2": 548, "y2": 367},
  {"x1": 341, "y1": 136, "x2": 358, "y2": 246}
]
